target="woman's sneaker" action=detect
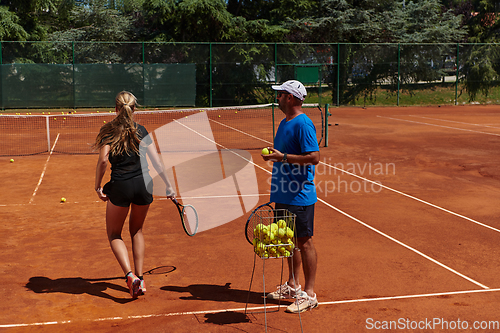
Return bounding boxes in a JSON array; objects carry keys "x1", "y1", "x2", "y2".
[
  {"x1": 266, "y1": 282, "x2": 302, "y2": 300},
  {"x1": 139, "y1": 278, "x2": 146, "y2": 295},
  {"x1": 126, "y1": 272, "x2": 141, "y2": 299},
  {"x1": 286, "y1": 291, "x2": 318, "y2": 313}
]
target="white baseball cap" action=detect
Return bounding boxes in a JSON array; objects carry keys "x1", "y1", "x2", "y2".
[{"x1": 271, "y1": 80, "x2": 307, "y2": 101}]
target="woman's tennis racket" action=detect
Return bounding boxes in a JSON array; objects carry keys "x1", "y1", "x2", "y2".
[
  {"x1": 172, "y1": 198, "x2": 199, "y2": 236},
  {"x1": 245, "y1": 202, "x2": 274, "y2": 245}
]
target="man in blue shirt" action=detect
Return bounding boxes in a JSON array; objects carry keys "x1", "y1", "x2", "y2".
[{"x1": 262, "y1": 80, "x2": 319, "y2": 313}]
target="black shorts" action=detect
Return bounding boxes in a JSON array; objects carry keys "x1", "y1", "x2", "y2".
[
  {"x1": 275, "y1": 203, "x2": 315, "y2": 238},
  {"x1": 103, "y1": 175, "x2": 153, "y2": 207}
]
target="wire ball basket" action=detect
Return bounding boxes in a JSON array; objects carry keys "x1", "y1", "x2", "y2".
[{"x1": 250, "y1": 208, "x2": 297, "y2": 259}]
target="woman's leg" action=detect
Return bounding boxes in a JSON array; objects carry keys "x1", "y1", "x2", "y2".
[
  {"x1": 106, "y1": 201, "x2": 132, "y2": 275},
  {"x1": 128, "y1": 203, "x2": 150, "y2": 278}
]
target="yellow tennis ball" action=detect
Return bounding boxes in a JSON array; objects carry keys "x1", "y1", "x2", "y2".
[
  {"x1": 9, "y1": 159, "x2": 14, "y2": 163},
  {"x1": 261, "y1": 147, "x2": 270, "y2": 155},
  {"x1": 60, "y1": 197, "x2": 66, "y2": 203},
  {"x1": 278, "y1": 228, "x2": 285, "y2": 238}
]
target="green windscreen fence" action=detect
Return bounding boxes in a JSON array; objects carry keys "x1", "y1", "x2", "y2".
[
  {"x1": 5, "y1": 41, "x2": 500, "y2": 108},
  {"x1": 0, "y1": 63, "x2": 196, "y2": 108},
  {"x1": 144, "y1": 64, "x2": 196, "y2": 107},
  {"x1": 295, "y1": 66, "x2": 320, "y2": 84}
]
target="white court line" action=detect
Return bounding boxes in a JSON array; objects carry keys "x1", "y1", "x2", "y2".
[
  {"x1": 408, "y1": 115, "x2": 500, "y2": 130},
  {"x1": 320, "y1": 162, "x2": 500, "y2": 235},
  {"x1": 181, "y1": 118, "x2": 495, "y2": 286},
  {"x1": 7, "y1": 120, "x2": 494, "y2": 328},
  {"x1": 172, "y1": 118, "x2": 270, "y2": 175},
  {"x1": 29, "y1": 133, "x2": 60, "y2": 204},
  {"x1": 2, "y1": 288, "x2": 500, "y2": 328},
  {"x1": 317, "y1": 197, "x2": 489, "y2": 289},
  {"x1": 157, "y1": 194, "x2": 265, "y2": 200},
  {"x1": 377, "y1": 115, "x2": 500, "y2": 136},
  {"x1": 210, "y1": 118, "x2": 272, "y2": 144}
]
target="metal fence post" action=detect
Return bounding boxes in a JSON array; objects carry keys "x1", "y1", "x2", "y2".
[
  {"x1": 142, "y1": 42, "x2": 146, "y2": 105},
  {"x1": 0, "y1": 41, "x2": 3, "y2": 110},
  {"x1": 209, "y1": 42, "x2": 213, "y2": 108},
  {"x1": 455, "y1": 43, "x2": 459, "y2": 105},
  {"x1": 397, "y1": 43, "x2": 401, "y2": 106},
  {"x1": 336, "y1": 43, "x2": 340, "y2": 106},
  {"x1": 72, "y1": 41, "x2": 76, "y2": 110}
]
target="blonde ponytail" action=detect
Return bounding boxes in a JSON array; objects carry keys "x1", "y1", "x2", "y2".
[{"x1": 93, "y1": 91, "x2": 141, "y2": 156}]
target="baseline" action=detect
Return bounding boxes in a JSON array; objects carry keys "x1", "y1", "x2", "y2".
[{"x1": 2, "y1": 288, "x2": 499, "y2": 329}]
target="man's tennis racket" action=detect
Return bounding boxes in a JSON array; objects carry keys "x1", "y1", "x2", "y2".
[
  {"x1": 245, "y1": 202, "x2": 274, "y2": 245},
  {"x1": 172, "y1": 198, "x2": 199, "y2": 236}
]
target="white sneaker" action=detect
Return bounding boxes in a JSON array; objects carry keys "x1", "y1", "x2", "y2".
[
  {"x1": 266, "y1": 282, "x2": 302, "y2": 300},
  {"x1": 286, "y1": 291, "x2": 318, "y2": 313}
]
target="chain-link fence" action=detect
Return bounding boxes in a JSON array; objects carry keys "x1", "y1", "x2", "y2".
[{"x1": 0, "y1": 42, "x2": 498, "y2": 109}]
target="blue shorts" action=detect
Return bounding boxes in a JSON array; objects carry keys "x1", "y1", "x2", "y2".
[
  {"x1": 103, "y1": 175, "x2": 153, "y2": 207},
  {"x1": 275, "y1": 203, "x2": 315, "y2": 238}
]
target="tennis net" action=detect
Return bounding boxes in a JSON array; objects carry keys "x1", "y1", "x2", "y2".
[{"x1": 1, "y1": 104, "x2": 326, "y2": 156}]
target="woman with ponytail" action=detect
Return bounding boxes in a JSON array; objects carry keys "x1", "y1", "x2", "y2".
[{"x1": 93, "y1": 91, "x2": 175, "y2": 299}]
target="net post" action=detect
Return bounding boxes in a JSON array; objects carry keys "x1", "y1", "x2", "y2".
[
  {"x1": 324, "y1": 104, "x2": 329, "y2": 147},
  {"x1": 45, "y1": 116, "x2": 51, "y2": 153}
]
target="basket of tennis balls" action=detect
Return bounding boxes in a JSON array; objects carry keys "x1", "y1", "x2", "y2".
[{"x1": 252, "y1": 210, "x2": 296, "y2": 259}]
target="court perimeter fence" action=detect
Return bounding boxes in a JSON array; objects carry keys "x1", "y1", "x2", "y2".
[{"x1": 0, "y1": 42, "x2": 499, "y2": 109}]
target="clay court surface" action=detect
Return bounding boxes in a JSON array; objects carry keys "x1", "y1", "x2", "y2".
[{"x1": 2, "y1": 105, "x2": 500, "y2": 332}]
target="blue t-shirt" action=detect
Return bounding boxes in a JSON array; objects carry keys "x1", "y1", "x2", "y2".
[{"x1": 270, "y1": 113, "x2": 319, "y2": 206}]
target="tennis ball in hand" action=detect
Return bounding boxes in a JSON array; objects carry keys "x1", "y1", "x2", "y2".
[{"x1": 261, "y1": 147, "x2": 270, "y2": 155}]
